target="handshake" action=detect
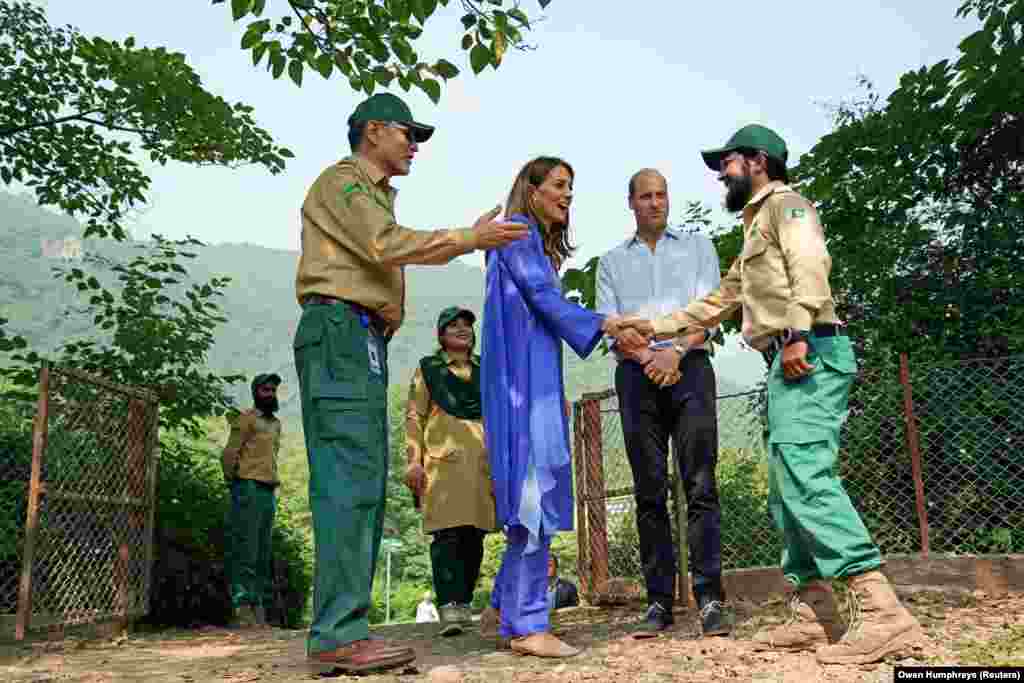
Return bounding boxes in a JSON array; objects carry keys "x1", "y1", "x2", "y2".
[{"x1": 601, "y1": 315, "x2": 693, "y2": 388}]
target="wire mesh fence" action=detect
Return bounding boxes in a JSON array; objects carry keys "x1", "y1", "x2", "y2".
[
  {"x1": 910, "y1": 356, "x2": 1024, "y2": 555},
  {"x1": 572, "y1": 354, "x2": 1024, "y2": 603},
  {"x1": 1, "y1": 363, "x2": 159, "y2": 640}
]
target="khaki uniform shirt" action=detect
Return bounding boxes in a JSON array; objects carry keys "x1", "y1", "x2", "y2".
[
  {"x1": 221, "y1": 409, "x2": 282, "y2": 486},
  {"x1": 405, "y1": 354, "x2": 496, "y2": 534},
  {"x1": 295, "y1": 155, "x2": 478, "y2": 333},
  {"x1": 651, "y1": 181, "x2": 838, "y2": 350}
]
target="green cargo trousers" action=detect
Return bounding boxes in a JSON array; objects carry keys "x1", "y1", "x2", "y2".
[
  {"x1": 293, "y1": 302, "x2": 389, "y2": 655},
  {"x1": 226, "y1": 478, "x2": 277, "y2": 608},
  {"x1": 765, "y1": 332, "x2": 882, "y2": 589}
]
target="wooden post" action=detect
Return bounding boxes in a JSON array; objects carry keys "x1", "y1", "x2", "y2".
[
  {"x1": 671, "y1": 459, "x2": 693, "y2": 608},
  {"x1": 899, "y1": 353, "x2": 930, "y2": 557},
  {"x1": 16, "y1": 361, "x2": 50, "y2": 641},
  {"x1": 571, "y1": 400, "x2": 590, "y2": 598},
  {"x1": 582, "y1": 398, "x2": 609, "y2": 594}
]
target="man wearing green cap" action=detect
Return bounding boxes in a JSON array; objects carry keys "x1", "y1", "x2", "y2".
[
  {"x1": 222, "y1": 372, "x2": 283, "y2": 628},
  {"x1": 620, "y1": 124, "x2": 921, "y2": 665},
  {"x1": 294, "y1": 92, "x2": 528, "y2": 675}
]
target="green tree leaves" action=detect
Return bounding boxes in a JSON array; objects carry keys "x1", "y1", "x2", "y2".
[
  {"x1": 0, "y1": 1, "x2": 293, "y2": 242},
  {"x1": 791, "y1": 0, "x2": 1024, "y2": 362},
  {"x1": 4, "y1": 236, "x2": 245, "y2": 436},
  {"x1": 217, "y1": 0, "x2": 553, "y2": 102}
]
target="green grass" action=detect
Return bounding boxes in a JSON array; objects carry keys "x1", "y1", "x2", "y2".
[{"x1": 953, "y1": 625, "x2": 1024, "y2": 666}]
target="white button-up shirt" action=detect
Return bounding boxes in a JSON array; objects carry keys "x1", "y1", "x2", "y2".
[{"x1": 596, "y1": 227, "x2": 722, "y2": 360}]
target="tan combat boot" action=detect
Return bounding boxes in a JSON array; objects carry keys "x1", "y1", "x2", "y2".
[
  {"x1": 816, "y1": 570, "x2": 922, "y2": 665},
  {"x1": 752, "y1": 581, "x2": 845, "y2": 652}
]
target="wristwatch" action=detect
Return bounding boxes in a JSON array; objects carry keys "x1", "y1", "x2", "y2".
[{"x1": 782, "y1": 328, "x2": 811, "y2": 346}]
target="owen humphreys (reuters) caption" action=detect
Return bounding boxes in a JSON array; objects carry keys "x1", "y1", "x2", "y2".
[{"x1": 895, "y1": 667, "x2": 1023, "y2": 681}]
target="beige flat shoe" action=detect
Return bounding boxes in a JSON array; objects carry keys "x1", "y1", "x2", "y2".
[{"x1": 510, "y1": 632, "x2": 581, "y2": 658}]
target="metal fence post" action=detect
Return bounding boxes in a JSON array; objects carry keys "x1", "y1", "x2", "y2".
[
  {"x1": 16, "y1": 361, "x2": 50, "y2": 641},
  {"x1": 142, "y1": 405, "x2": 160, "y2": 615},
  {"x1": 899, "y1": 353, "x2": 931, "y2": 557},
  {"x1": 582, "y1": 396, "x2": 609, "y2": 595}
]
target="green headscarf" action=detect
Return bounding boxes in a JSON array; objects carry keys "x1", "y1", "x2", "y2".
[{"x1": 418, "y1": 351, "x2": 482, "y2": 421}]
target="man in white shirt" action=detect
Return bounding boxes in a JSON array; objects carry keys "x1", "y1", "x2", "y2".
[
  {"x1": 596, "y1": 169, "x2": 728, "y2": 638},
  {"x1": 415, "y1": 591, "x2": 440, "y2": 623}
]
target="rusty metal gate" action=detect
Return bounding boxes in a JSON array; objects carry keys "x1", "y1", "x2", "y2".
[{"x1": 2, "y1": 362, "x2": 159, "y2": 640}]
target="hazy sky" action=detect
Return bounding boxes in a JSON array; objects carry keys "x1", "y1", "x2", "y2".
[{"x1": 41, "y1": 0, "x2": 976, "y2": 267}]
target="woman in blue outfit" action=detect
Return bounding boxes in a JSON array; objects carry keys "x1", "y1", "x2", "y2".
[{"x1": 479, "y1": 157, "x2": 628, "y2": 658}]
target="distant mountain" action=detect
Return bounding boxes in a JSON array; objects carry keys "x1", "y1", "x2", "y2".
[{"x1": 0, "y1": 192, "x2": 750, "y2": 415}]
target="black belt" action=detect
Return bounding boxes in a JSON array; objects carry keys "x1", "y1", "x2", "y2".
[{"x1": 301, "y1": 294, "x2": 391, "y2": 337}]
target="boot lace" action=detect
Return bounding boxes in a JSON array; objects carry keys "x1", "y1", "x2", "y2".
[
  {"x1": 838, "y1": 590, "x2": 863, "y2": 643},
  {"x1": 699, "y1": 600, "x2": 723, "y2": 621},
  {"x1": 783, "y1": 593, "x2": 803, "y2": 627}
]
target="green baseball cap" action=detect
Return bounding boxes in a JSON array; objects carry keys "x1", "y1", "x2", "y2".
[
  {"x1": 251, "y1": 373, "x2": 282, "y2": 394},
  {"x1": 437, "y1": 306, "x2": 476, "y2": 333},
  {"x1": 347, "y1": 93, "x2": 435, "y2": 143},
  {"x1": 701, "y1": 124, "x2": 788, "y2": 171}
]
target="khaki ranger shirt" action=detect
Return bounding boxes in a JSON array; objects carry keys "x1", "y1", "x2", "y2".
[
  {"x1": 221, "y1": 409, "x2": 282, "y2": 486},
  {"x1": 405, "y1": 353, "x2": 496, "y2": 534},
  {"x1": 652, "y1": 181, "x2": 838, "y2": 350},
  {"x1": 295, "y1": 155, "x2": 479, "y2": 333}
]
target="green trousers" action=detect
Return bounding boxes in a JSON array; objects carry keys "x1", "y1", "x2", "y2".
[
  {"x1": 294, "y1": 302, "x2": 388, "y2": 655},
  {"x1": 765, "y1": 332, "x2": 881, "y2": 589},
  {"x1": 226, "y1": 478, "x2": 277, "y2": 608}
]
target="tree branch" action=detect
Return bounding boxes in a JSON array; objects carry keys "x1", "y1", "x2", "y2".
[
  {"x1": 288, "y1": 1, "x2": 330, "y2": 51},
  {"x1": 0, "y1": 109, "x2": 103, "y2": 138},
  {"x1": 77, "y1": 116, "x2": 158, "y2": 137}
]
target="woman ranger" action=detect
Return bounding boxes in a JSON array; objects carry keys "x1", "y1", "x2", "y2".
[{"x1": 405, "y1": 306, "x2": 496, "y2": 637}]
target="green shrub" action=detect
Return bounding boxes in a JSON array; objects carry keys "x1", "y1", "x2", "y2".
[
  {"x1": 369, "y1": 579, "x2": 431, "y2": 624},
  {"x1": 0, "y1": 406, "x2": 32, "y2": 613}
]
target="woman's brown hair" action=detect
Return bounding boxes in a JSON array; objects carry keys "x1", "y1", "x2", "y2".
[{"x1": 504, "y1": 156, "x2": 576, "y2": 271}]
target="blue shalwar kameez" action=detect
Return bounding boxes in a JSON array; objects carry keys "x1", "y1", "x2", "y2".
[{"x1": 481, "y1": 214, "x2": 605, "y2": 638}]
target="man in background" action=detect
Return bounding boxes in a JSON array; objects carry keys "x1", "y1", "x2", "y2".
[
  {"x1": 547, "y1": 555, "x2": 579, "y2": 611},
  {"x1": 415, "y1": 591, "x2": 440, "y2": 624},
  {"x1": 222, "y1": 372, "x2": 282, "y2": 629}
]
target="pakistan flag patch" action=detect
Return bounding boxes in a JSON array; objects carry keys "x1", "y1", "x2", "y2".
[
  {"x1": 787, "y1": 207, "x2": 806, "y2": 220},
  {"x1": 341, "y1": 182, "x2": 367, "y2": 197}
]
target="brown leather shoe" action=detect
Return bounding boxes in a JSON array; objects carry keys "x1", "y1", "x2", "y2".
[
  {"x1": 308, "y1": 638, "x2": 416, "y2": 675},
  {"x1": 510, "y1": 632, "x2": 581, "y2": 658}
]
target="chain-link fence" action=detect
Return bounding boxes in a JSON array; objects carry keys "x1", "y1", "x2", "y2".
[
  {"x1": 0, "y1": 363, "x2": 159, "y2": 640},
  {"x1": 572, "y1": 354, "x2": 1024, "y2": 603}
]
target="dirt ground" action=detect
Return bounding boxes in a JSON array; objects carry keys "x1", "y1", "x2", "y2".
[{"x1": 2, "y1": 590, "x2": 1022, "y2": 683}]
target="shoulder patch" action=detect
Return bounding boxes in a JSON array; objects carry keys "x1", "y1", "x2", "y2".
[
  {"x1": 786, "y1": 207, "x2": 806, "y2": 220},
  {"x1": 342, "y1": 182, "x2": 367, "y2": 196}
]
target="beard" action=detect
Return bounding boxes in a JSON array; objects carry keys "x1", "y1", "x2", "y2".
[
  {"x1": 723, "y1": 170, "x2": 754, "y2": 212},
  {"x1": 255, "y1": 395, "x2": 279, "y2": 417}
]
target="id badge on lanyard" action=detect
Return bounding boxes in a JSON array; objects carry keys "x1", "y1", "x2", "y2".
[{"x1": 367, "y1": 334, "x2": 383, "y2": 377}]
